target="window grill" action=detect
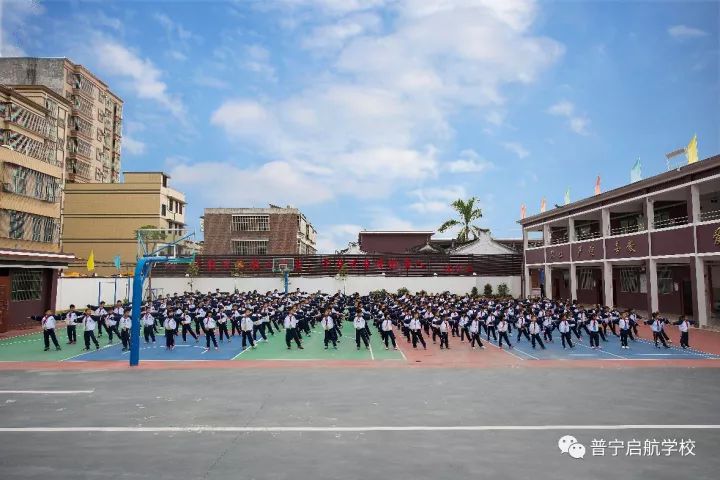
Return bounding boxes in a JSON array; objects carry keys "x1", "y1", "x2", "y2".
[
  {"x1": 657, "y1": 267, "x2": 674, "y2": 294},
  {"x1": 9, "y1": 104, "x2": 48, "y2": 136},
  {"x1": 231, "y1": 215, "x2": 270, "y2": 232},
  {"x1": 0, "y1": 210, "x2": 59, "y2": 244},
  {"x1": 232, "y1": 240, "x2": 268, "y2": 255},
  {"x1": 619, "y1": 267, "x2": 641, "y2": 293},
  {"x1": 11, "y1": 270, "x2": 43, "y2": 301},
  {"x1": 578, "y1": 268, "x2": 596, "y2": 290}
]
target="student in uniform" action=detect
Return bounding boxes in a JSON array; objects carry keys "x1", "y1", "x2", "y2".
[
  {"x1": 64, "y1": 305, "x2": 78, "y2": 345},
  {"x1": 588, "y1": 316, "x2": 600, "y2": 349},
  {"x1": 105, "y1": 312, "x2": 120, "y2": 344},
  {"x1": 528, "y1": 316, "x2": 545, "y2": 349},
  {"x1": 676, "y1": 315, "x2": 691, "y2": 349},
  {"x1": 141, "y1": 308, "x2": 156, "y2": 343},
  {"x1": 119, "y1": 310, "x2": 132, "y2": 352},
  {"x1": 322, "y1": 309, "x2": 337, "y2": 349},
  {"x1": 40, "y1": 310, "x2": 61, "y2": 351},
  {"x1": 409, "y1": 313, "x2": 427, "y2": 350},
  {"x1": 558, "y1": 315, "x2": 574, "y2": 349},
  {"x1": 203, "y1": 312, "x2": 219, "y2": 351},
  {"x1": 81, "y1": 308, "x2": 100, "y2": 350},
  {"x1": 618, "y1": 312, "x2": 631, "y2": 349},
  {"x1": 381, "y1": 317, "x2": 397, "y2": 350},
  {"x1": 163, "y1": 315, "x2": 177, "y2": 350},
  {"x1": 353, "y1": 313, "x2": 370, "y2": 350},
  {"x1": 95, "y1": 301, "x2": 108, "y2": 338},
  {"x1": 240, "y1": 312, "x2": 256, "y2": 349},
  {"x1": 485, "y1": 311, "x2": 497, "y2": 341},
  {"x1": 284, "y1": 308, "x2": 303, "y2": 350},
  {"x1": 515, "y1": 315, "x2": 530, "y2": 343},
  {"x1": 542, "y1": 316, "x2": 554, "y2": 343},
  {"x1": 650, "y1": 314, "x2": 670, "y2": 349},
  {"x1": 217, "y1": 310, "x2": 231, "y2": 343},
  {"x1": 180, "y1": 310, "x2": 199, "y2": 343},
  {"x1": 469, "y1": 317, "x2": 484, "y2": 349},
  {"x1": 438, "y1": 317, "x2": 450, "y2": 350},
  {"x1": 497, "y1": 317, "x2": 512, "y2": 349}
]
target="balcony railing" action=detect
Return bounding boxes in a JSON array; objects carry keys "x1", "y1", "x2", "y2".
[
  {"x1": 550, "y1": 235, "x2": 569, "y2": 245},
  {"x1": 700, "y1": 209, "x2": 720, "y2": 222},
  {"x1": 574, "y1": 231, "x2": 602, "y2": 241},
  {"x1": 653, "y1": 216, "x2": 688, "y2": 230},
  {"x1": 610, "y1": 223, "x2": 646, "y2": 236}
]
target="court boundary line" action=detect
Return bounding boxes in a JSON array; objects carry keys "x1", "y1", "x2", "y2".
[
  {"x1": 1, "y1": 424, "x2": 719, "y2": 433},
  {"x1": 0, "y1": 390, "x2": 94, "y2": 394}
]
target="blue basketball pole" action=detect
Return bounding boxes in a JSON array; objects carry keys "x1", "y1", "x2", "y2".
[{"x1": 130, "y1": 256, "x2": 165, "y2": 367}]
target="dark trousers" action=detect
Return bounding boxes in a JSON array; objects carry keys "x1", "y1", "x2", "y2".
[
  {"x1": 285, "y1": 328, "x2": 301, "y2": 348},
  {"x1": 432, "y1": 327, "x2": 440, "y2": 343},
  {"x1": 165, "y1": 330, "x2": 175, "y2": 349},
  {"x1": 516, "y1": 327, "x2": 530, "y2": 342},
  {"x1": 264, "y1": 321, "x2": 275, "y2": 336},
  {"x1": 498, "y1": 331, "x2": 512, "y2": 348},
  {"x1": 324, "y1": 329, "x2": 337, "y2": 348},
  {"x1": 231, "y1": 320, "x2": 240, "y2": 336},
  {"x1": 218, "y1": 323, "x2": 230, "y2": 341},
  {"x1": 107, "y1": 325, "x2": 120, "y2": 342},
  {"x1": 544, "y1": 328, "x2": 553, "y2": 342},
  {"x1": 451, "y1": 322, "x2": 459, "y2": 337},
  {"x1": 620, "y1": 329, "x2": 629, "y2": 347},
  {"x1": 598, "y1": 329, "x2": 607, "y2": 342},
  {"x1": 680, "y1": 331, "x2": 689, "y2": 348},
  {"x1": 561, "y1": 332, "x2": 574, "y2": 348},
  {"x1": 460, "y1": 327, "x2": 470, "y2": 341},
  {"x1": 653, "y1": 331, "x2": 668, "y2": 348},
  {"x1": 143, "y1": 326, "x2": 156, "y2": 343},
  {"x1": 486, "y1": 326, "x2": 497, "y2": 341},
  {"x1": 411, "y1": 330, "x2": 426, "y2": 348},
  {"x1": 255, "y1": 324, "x2": 267, "y2": 341},
  {"x1": 530, "y1": 333, "x2": 545, "y2": 349},
  {"x1": 181, "y1": 324, "x2": 197, "y2": 342},
  {"x1": 470, "y1": 332, "x2": 483, "y2": 347},
  {"x1": 84, "y1": 330, "x2": 99, "y2": 349},
  {"x1": 120, "y1": 329, "x2": 130, "y2": 349},
  {"x1": 97, "y1": 319, "x2": 106, "y2": 337},
  {"x1": 194, "y1": 319, "x2": 202, "y2": 335},
  {"x1": 241, "y1": 330, "x2": 255, "y2": 348},
  {"x1": 66, "y1": 325, "x2": 77, "y2": 343},
  {"x1": 439, "y1": 331, "x2": 449, "y2": 349},
  {"x1": 43, "y1": 329, "x2": 60, "y2": 349},
  {"x1": 382, "y1": 330, "x2": 397, "y2": 348},
  {"x1": 589, "y1": 331, "x2": 599, "y2": 347},
  {"x1": 355, "y1": 328, "x2": 369, "y2": 348},
  {"x1": 206, "y1": 329, "x2": 218, "y2": 348},
  {"x1": 571, "y1": 326, "x2": 582, "y2": 339}
]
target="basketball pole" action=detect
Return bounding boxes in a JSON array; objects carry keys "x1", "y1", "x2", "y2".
[{"x1": 284, "y1": 270, "x2": 289, "y2": 294}]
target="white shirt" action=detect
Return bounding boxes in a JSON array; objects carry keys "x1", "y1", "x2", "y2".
[
  {"x1": 409, "y1": 319, "x2": 422, "y2": 331},
  {"x1": 142, "y1": 314, "x2": 155, "y2": 326},
  {"x1": 678, "y1": 321, "x2": 689, "y2": 332},
  {"x1": 529, "y1": 322, "x2": 541, "y2": 335},
  {"x1": 559, "y1": 321, "x2": 570, "y2": 333},
  {"x1": 353, "y1": 317, "x2": 366, "y2": 329},
  {"x1": 284, "y1": 315, "x2": 297, "y2": 328},
  {"x1": 65, "y1": 312, "x2": 77, "y2": 326},
  {"x1": 497, "y1": 321, "x2": 508, "y2": 333},
  {"x1": 105, "y1": 315, "x2": 117, "y2": 327},
  {"x1": 439, "y1": 321, "x2": 449, "y2": 333},
  {"x1": 164, "y1": 318, "x2": 176, "y2": 331},
  {"x1": 322, "y1": 316, "x2": 334, "y2": 330},
  {"x1": 120, "y1": 317, "x2": 131, "y2": 330},
  {"x1": 381, "y1": 319, "x2": 393, "y2": 332},
  {"x1": 589, "y1": 320, "x2": 599, "y2": 332},
  {"x1": 204, "y1": 317, "x2": 217, "y2": 330},
  {"x1": 42, "y1": 315, "x2": 56, "y2": 330},
  {"x1": 619, "y1": 318, "x2": 629, "y2": 330},
  {"x1": 241, "y1": 317, "x2": 254, "y2": 331},
  {"x1": 83, "y1": 315, "x2": 96, "y2": 331},
  {"x1": 95, "y1": 307, "x2": 107, "y2": 316},
  {"x1": 469, "y1": 320, "x2": 479, "y2": 333},
  {"x1": 651, "y1": 320, "x2": 663, "y2": 333}
]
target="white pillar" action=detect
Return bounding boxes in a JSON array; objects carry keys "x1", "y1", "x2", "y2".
[
  {"x1": 523, "y1": 228, "x2": 529, "y2": 250},
  {"x1": 570, "y1": 262, "x2": 578, "y2": 302},
  {"x1": 645, "y1": 197, "x2": 654, "y2": 231},
  {"x1": 603, "y1": 261, "x2": 613, "y2": 308},
  {"x1": 568, "y1": 217, "x2": 575, "y2": 242},
  {"x1": 543, "y1": 224, "x2": 551, "y2": 246},
  {"x1": 601, "y1": 207, "x2": 610, "y2": 237},
  {"x1": 694, "y1": 256, "x2": 708, "y2": 326},
  {"x1": 648, "y1": 258, "x2": 659, "y2": 313},
  {"x1": 544, "y1": 264, "x2": 553, "y2": 300},
  {"x1": 524, "y1": 266, "x2": 531, "y2": 299},
  {"x1": 690, "y1": 184, "x2": 701, "y2": 223}
]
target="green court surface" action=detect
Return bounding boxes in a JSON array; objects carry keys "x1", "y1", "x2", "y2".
[
  {"x1": 0, "y1": 330, "x2": 115, "y2": 362},
  {"x1": 237, "y1": 320, "x2": 405, "y2": 361}
]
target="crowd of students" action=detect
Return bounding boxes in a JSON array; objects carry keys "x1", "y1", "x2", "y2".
[{"x1": 32, "y1": 289, "x2": 695, "y2": 354}]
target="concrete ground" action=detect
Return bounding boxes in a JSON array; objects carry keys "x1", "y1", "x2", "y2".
[{"x1": 1, "y1": 367, "x2": 719, "y2": 479}]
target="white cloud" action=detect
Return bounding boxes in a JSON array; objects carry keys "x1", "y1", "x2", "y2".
[
  {"x1": 93, "y1": 40, "x2": 186, "y2": 119},
  {"x1": 315, "y1": 223, "x2": 363, "y2": 253},
  {"x1": 193, "y1": 74, "x2": 230, "y2": 89},
  {"x1": 154, "y1": 13, "x2": 198, "y2": 42},
  {"x1": 409, "y1": 185, "x2": 467, "y2": 214},
  {"x1": 448, "y1": 149, "x2": 493, "y2": 173},
  {"x1": 123, "y1": 135, "x2": 146, "y2": 155},
  {"x1": 0, "y1": 0, "x2": 44, "y2": 56},
  {"x1": 546, "y1": 100, "x2": 590, "y2": 135},
  {"x1": 668, "y1": 25, "x2": 708, "y2": 38},
  {"x1": 168, "y1": 50, "x2": 188, "y2": 61},
  {"x1": 502, "y1": 142, "x2": 530, "y2": 158},
  {"x1": 302, "y1": 13, "x2": 381, "y2": 51},
  {"x1": 242, "y1": 44, "x2": 276, "y2": 80}
]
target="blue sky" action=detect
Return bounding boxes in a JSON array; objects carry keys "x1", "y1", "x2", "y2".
[{"x1": 2, "y1": 0, "x2": 718, "y2": 251}]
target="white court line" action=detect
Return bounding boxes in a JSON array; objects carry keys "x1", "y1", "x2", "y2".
[
  {"x1": 483, "y1": 339, "x2": 528, "y2": 361},
  {"x1": 0, "y1": 390, "x2": 94, "y2": 395},
  {"x1": 395, "y1": 343, "x2": 407, "y2": 361},
  {"x1": 61, "y1": 343, "x2": 116, "y2": 362},
  {"x1": 1, "y1": 424, "x2": 718, "y2": 433},
  {"x1": 576, "y1": 342, "x2": 627, "y2": 360},
  {"x1": 368, "y1": 342, "x2": 375, "y2": 361}
]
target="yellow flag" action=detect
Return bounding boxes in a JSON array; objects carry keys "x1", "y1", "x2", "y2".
[
  {"x1": 686, "y1": 134, "x2": 698, "y2": 164},
  {"x1": 540, "y1": 197, "x2": 547, "y2": 213},
  {"x1": 86, "y1": 250, "x2": 95, "y2": 271}
]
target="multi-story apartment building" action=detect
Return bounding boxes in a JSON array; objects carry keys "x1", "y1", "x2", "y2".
[
  {"x1": 62, "y1": 172, "x2": 187, "y2": 275},
  {"x1": 0, "y1": 84, "x2": 74, "y2": 332},
  {"x1": 520, "y1": 154, "x2": 720, "y2": 327},
  {"x1": 203, "y1": 205, "x2": 317, "y2": 256},
  {"x1": 0, "y1": 57, "x2": 123, "y2": 183}
]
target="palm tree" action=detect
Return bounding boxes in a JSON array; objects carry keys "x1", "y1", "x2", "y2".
[{"x1": 438, "y1": 197, "x2": 485, "y2": 242}]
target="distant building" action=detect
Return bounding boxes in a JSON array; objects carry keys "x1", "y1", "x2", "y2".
[
  {"x1": 62, "y1": 172, "x2": 187, "y2": 275},
  {"x1": 358, "y1": 231, "x2": 434, "y2": 254},
  {"x1": 352, "y1": 230, "x2": 522, "y2": 255},
  {"x1": 0, "y1": 84, "x2": 74, "y2": 332},
  {"x1": 0, "y1": 57, "x2": 123, "y2": 183},
  {"x1": 203, "y1": 206, "x2": 317, "y2": 255}
]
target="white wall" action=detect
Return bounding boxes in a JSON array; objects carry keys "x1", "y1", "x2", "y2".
[{"x1": 56, "y1": 275, "x2": 520, "y2": 307}]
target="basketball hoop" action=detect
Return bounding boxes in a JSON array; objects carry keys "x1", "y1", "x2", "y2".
[{"x1": 272, "y1": 258, "x2": 294, "y2": 294}]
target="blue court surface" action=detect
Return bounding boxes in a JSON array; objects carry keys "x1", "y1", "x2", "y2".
[
  {"x1": 481, "y1": 332, "x2": 720, "y2": 361},
  {"x1": 65, "y1": 337, "x2": 259, "y2": 361}
]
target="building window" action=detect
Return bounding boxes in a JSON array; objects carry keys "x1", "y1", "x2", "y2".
[
  {"x1": 231, "y1": 215, "x2": 270, "y2": 232},
  {"x1": 161, "y1": 204, "x2": 167, "y2": 216},
  {"x1": 619, "y1": 267, "x2": 641, "y2": 293},
  {"x1": 232, "y1": 240, "x2": 268, "y2": 255},
  {"x1": 9, "y1": 210, "x2": 25, "y2": 239},
  {"x1": 658, "y1": 267, "x2": 674, "y2": 295},
  {"x1": 11, "y1": 270, "x2": 43, "y2": 301},
  {"x1": 578, "y1": 268, "x2": 595, "y2": 290},
  {"x1": 1, "y1": 210, "x2": 58, "y2": 244}
]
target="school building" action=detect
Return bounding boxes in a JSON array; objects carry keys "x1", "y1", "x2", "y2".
[
  {"x1": 0, "y1": 84, "x2": 75, "y2": 332},
  {"x1": 520, "y1": 154, "x2": 720, "y2": 327},
  {"x1": 61, "y1": 172, "x2": 187, "y2": 276}
]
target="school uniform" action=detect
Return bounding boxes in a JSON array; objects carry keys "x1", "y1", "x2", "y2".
[
  {"x1": 283, "y1": 315, "x2": 302, "y2": 349},
  {"x1": 94, "y1": 306, "x2": 108, "y2": 337},
  {"x1": 588, "y1": 319, "x2": 600, "y2": 348},
  {"x1": 497, "y1": 320, "x2": 512, "y2": 348},
  {"x1": 119, "y1": 316, "x2": 131, "y2": 351},
  {"x1": 163, "y1": 318, "x2": 177, "y2": 349},
  {"x1": 41, "y1": 315, "x2": 61, "y2": 351},
  {"x1": 181, "y1": 313, "x2": 198, "y2": 342},
  {"x1": 528, "y1": 321, "x2": 545, "y2": 349},
  {"x1": 651, "y1": 319, "x2": 669, "y2": 348},
  {"x1": 105, "y1": 314, "x2": 120, "y2": 343},
  {"x1": 322, "y1": 315, "x2": 337, "y2": 349},
  {"x1": 204, "y1": 316, "x2": 219, "y2": 349},
  {"x1": 515, "y1": 317, "x2": 530, "y2": 342},
  {"x1": 409, "y1": 318, "x2": 427, "y2": 349},
  {"x1": 677, "y1": 319, "x2": 690, "y2": 349},
  {"x1": 618, "y1": 318, "x2": 630, "y2": 348},
  {"x1": 217, "y1": 313, "x2": 231, "y2": 342},
  {"x1": 82, "y1": 315, "x2": 100, "y2": 350},
  {"x1": 64, "y1": 311, "x2": 78, "y2": 344},
  {"x1": 469, "y1": 319, "x2": 484, "y2": 348},
  {"x1": 142, "y1": 313, "x2": 156, "y2": 343},
  {"x1": 353, "y1": 316, "x2": 370, "y2": 349},
  {"x1": 439, "y1": 319, "x2": 450, "y2": 349},
  {"x1": 381, "y1": 319, "x2": 397, "y2": 349},
  {"x1": 240, "y1": 316, "x2": 256, "y2": 348},
  {"x1": 558, "y1": 320, "x2": 574, "y2": 349}
]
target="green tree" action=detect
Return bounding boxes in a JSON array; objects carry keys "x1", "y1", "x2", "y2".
[
  {"x1": 497, "y1": 283, "x2": 509, "y2": 297},
  {"x1": 483, "y1": 283, "x2": 493, "y2": 296},
  {"x1": 438, "y1": 197, "x2": 484, "y2": 242}
]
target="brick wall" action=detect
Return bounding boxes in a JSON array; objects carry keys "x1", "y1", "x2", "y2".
[{"x1": 203, "y1": 212, "x2": 300, "y2": 255}]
